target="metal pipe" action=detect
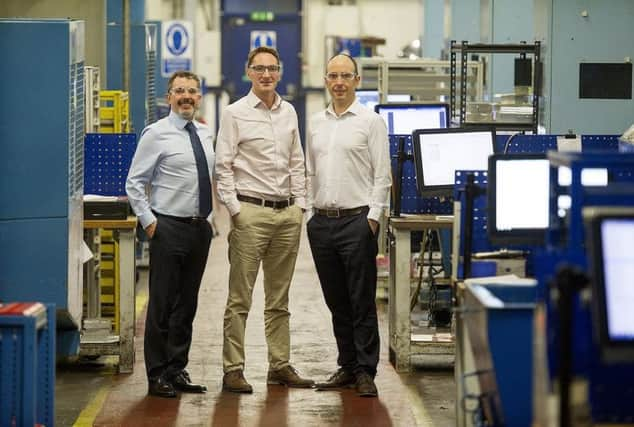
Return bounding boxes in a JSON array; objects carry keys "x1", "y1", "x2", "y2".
[{"x1": 123, "y1": 0, "x2": 130, "y2": 92}]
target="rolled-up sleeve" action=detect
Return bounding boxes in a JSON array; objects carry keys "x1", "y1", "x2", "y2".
[
  {"x1": 289, "y1": 116, "x2": 307, "y2": 209},
  {"x1": 367, "y1": 116, "x2": 392, "y2": 222},
  {"x1": 214, "y1": 110, "x2": 241, "y2": 216}
]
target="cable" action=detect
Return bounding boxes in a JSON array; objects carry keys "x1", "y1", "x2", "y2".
[
  {"x1": 502, "y1": 132, "x2": 520, "y2": 154},
  {"x1": 410, "y1": 232, "x2": 428, "y2": 312}
]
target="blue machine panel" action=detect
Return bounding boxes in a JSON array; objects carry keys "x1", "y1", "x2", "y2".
[
  {"x1": 84, "y1": 133, "x2": 137, "y2": 196},
  {"x1": 0, "y1": 19, "x2": 84, "y2": 220},
  {"x1": 0, "y1": 19, "x2": 85, "y2": 340},
  {"x1": 495, "y1": 134, "x2": 619, "y2": 154},
  {"x1": 536, "y1": 151, "x2": 634, "y2": 423}
]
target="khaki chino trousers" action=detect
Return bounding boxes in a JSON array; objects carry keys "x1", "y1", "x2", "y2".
[{"x1": 223, "y1": 201, "x2": 303, "y2": 372}]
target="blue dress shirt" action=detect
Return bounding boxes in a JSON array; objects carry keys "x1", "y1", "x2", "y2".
[{"x1": 126, "y1": 111, "x2": 215, "y2": 228}]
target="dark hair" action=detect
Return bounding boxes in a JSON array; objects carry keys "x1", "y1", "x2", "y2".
[
  {"x1": 167, "y1": 71, "x2": 201, "y2": 93},
  {"x1": 247, "y1": 46, "x2": 281, "y2": 67},
  {"x1": 327, "y1": 53, "x2": 358, "y2": 75}
]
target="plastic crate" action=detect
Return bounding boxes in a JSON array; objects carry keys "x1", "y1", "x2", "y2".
[
  {"x1": 462, "y1": 277, "x2": 537, "y2": 427},
  {"x1": 0, "y1": 303, "x2": 55, "y2": 427}
]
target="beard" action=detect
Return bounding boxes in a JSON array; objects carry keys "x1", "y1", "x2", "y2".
[{"x1": 176, "y1": 99, "x2": 196, "y2": 120}]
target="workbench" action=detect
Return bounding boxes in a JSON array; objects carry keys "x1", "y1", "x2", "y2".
[
  {"x1": 388, "y1": 215, "x2": 455, "y2": 372},
  {"x1": 80, "y1": 216, "x2": 137, "y2": 373}
]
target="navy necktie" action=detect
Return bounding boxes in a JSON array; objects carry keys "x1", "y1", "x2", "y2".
[{"x1": 185, "y1": 121, "x2": 212, "y2": 217}]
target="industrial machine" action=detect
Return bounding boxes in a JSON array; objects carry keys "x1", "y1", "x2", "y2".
[{"x1": 0, "y1": 18, "x2": 85, "y2": 355}]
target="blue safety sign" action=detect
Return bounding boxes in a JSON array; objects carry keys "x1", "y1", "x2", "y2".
[
  {"x1": 250, "y1": 31, "x2": 277, "y2": 50},
  {"x1": 162, "y1": 20, "x2": 194, "y2": 77}
]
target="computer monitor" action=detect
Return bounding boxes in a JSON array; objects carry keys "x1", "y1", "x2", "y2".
[
  {"x1": 412, "y1": 128, "x2": 495, "y2": 196},
  {"x1": 375, "y1": 103, "x2": 449, "y2": 134},
  {"x1": 585, "y1": 206, "x2": 634, "y2": 363},
  {"x1": 355, "y1": 91, "x2": 412, "y2": 111},
  {"x1": 487, "y1": 154, "x2": 550, "y2": 246}
]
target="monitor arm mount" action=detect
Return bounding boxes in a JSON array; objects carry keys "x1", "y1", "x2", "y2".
[
  {"x1": 392, "y1": 136, "x2": 413, "y2": 217},
  {"x1": 552, "y1": 266, "x2": 590, "y2": 427},
  {"x1": 462, "y1": 173, "x2": 486, "y2": 279}
]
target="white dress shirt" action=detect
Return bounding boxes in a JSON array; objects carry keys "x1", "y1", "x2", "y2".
[
  {"x1": 214, "y1": 90, "x2": 306, "y2": 216},
  {"x1": 306, "y1": 100, "x2": 391, "y2": 222},
  {"x1": 125, "y1": 111, "x2": 215, "y2": 228}
]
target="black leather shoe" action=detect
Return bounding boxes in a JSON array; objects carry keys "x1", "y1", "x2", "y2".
[
  {"x1": 315, "y1": 368, "x2": 356, "y2": 391},
  {"x1": 355, "y1": 372, "x2": 378, "y2": 397},
  {"x1": 172, "y1": 370, "x2": 207, "y2": 393},
  {"x1": 148, "y1": 376, "x2": 176, "y2": 398}
]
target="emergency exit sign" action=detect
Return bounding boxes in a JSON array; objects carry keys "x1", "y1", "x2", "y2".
[{"x1": 250, "y1": 11, "x2": 274, "y2": 21}]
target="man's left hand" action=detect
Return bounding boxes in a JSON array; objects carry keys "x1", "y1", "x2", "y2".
[{"x1": 368, "y1": 219, "x2": 379, "y2": 235}]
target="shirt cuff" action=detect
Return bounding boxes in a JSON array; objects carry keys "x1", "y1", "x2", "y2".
[
  {"x1": 139, "y1": 211, "x2": 157, "y2": 229},
  {"x1": 293, "y1": 196, "x2": 306, "y2": 210},
  {"x1": 304, "y1": 209, "x2": 314, "y2": 223},
  {"x1": 367, "y1": 207, "x2": 383, "y2": 223},
  {"x1": 226, "y1": 199, "x2": 241, "y2": 217}
]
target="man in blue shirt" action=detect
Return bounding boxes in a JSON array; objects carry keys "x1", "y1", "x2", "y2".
[{"x1": 126, "y1": 71, "x2": 214, "y2": 398}]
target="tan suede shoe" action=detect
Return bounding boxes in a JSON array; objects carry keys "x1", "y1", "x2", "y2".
[
  {"x1": 222, "y1": 370, "x2": 253, "y2": 393},
  {"x1": 267, "y1": 365, "x2": 315, "y2": 388}
]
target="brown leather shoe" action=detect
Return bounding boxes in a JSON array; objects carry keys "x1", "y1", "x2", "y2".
[
  {"x1": 222, "y1": 370, "x2": 253, "y2": 393},
  {"x1": 267, "y1": 365, "x2": 314, "y2": 388},
  {"x1": 315, "y1": 368, "x2": 356, "y2": 390},
  {"x1": 355, "y1": 372, "x2": 378, "y2": 397}
]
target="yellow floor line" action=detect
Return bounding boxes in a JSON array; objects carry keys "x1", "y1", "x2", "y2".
[
  {"x1": 72, "y1": 279, "x2": 149, "y2": 426},
  {"x1": 73, "y1": 387, "x2": 109, "y2": 427}
]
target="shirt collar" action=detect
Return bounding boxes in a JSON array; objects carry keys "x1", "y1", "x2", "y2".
[
  {"x1": 326, "y1": 99, "x2": 362, "y2": 118},
  {"x1": 168, "y1": 110, "x2": 196, "y2": 130},
  {"x1": 247, "y1": 90, "x2": 282, "y2": 110}
]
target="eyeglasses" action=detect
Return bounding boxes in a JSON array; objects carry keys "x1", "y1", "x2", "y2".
[
  {"x1": 325, "y1": 72, "x2": 357, "y2": 82},
  {"x1": 170, "y1": 87, "x2": 199, "y2": 95},
  {"x1": 249, "y1": 65, "x2": 281, "y2": 74}
]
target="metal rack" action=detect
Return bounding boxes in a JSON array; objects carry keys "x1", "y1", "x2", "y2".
[
  {"x1": 450, "y1": 41, "x2": 541, "y2": 133},
  {"x1": 85, "y1": 66, "x2": 101, "y2": 133},
  {"x1": 358, "y1": 58, "x2": 484, "y2": 104}
]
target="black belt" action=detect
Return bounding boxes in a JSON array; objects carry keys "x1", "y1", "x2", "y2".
[
  {"x1": 315, "y1": 206, "x2": 367, "y2": 218},
  {"x1": 154, "y1": 211, "x2": 207, "y2": 225},
  {"x1": 237, "y1": 194, "x2": 294, "y2": 209}
]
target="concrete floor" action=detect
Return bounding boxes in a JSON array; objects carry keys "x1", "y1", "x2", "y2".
[{"x1": 56, "y1": 206, "x2": 456, "y2": 426}]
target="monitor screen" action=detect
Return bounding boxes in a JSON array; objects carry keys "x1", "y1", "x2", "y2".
[
  {"x1": 488, "y1": 154, "x2": 550, "y2": 246},
  {"x1": 585, "y1": 206, "x2": 634, "y2": 363},
  {"x1": 375, "y1": 103, "x2": 449, "y2": 134},
  {"x1": 355, "y1": 91, "x2": 412, "y2": 111},
  {"x1": 412, "y1": 128, "x2": 495, "y2": 196}
]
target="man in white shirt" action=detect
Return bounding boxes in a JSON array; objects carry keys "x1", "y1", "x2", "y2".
[
  {"x1": 306, "y1": 54, "x2": 391, "y2": 397},
  {"x1": 214, "y1": 46, "x2": 314, "y2": 393}
]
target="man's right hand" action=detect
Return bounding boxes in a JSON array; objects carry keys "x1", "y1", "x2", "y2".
[{"x1": 145, "y1": 221, "x2": 157, "y2": 238}]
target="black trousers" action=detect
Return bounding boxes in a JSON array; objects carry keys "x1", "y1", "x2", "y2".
[
  {"x1": 307, "y1": 211, "x2": 380, "y2": 376},
  {"x1": 145, "y1": 216, "x2": 212, "y2": 380}
]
